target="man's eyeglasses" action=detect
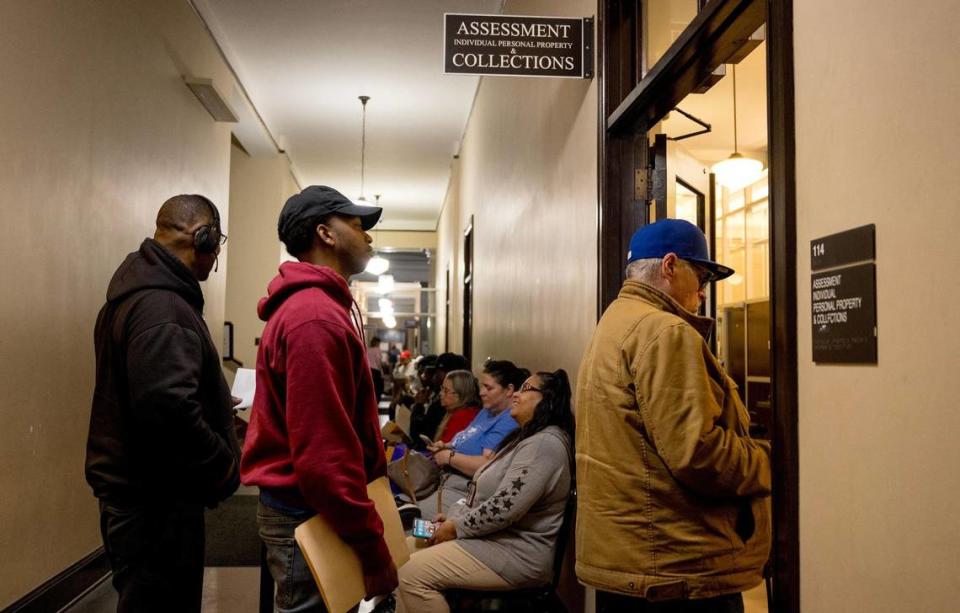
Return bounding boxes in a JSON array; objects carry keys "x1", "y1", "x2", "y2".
[
  {"x1": 682, "y1": 260, "x2": 714, "y2": 290},
  {"x1": 518, "y1": 383, "x2": 543, "y2": 394}
]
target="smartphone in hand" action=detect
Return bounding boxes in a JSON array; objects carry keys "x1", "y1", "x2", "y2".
[
  {"x1": 412, "y1": 518, "x2": 437, "y2": 540},
  {"x1": 419, "y1": 434, "x2": 434, "y2": 447}
]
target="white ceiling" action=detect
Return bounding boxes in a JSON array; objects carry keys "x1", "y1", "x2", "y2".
[
  {"x1": 195, "y1": 0, "x2": 502, "y2": 230},
  {"x1": 660, "y1": 41, "x2": 768, "y2": 165}
]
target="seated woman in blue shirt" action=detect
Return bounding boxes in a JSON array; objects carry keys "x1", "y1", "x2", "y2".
[{"x1": 419, "y1": 359, "x2": 528, "y2": 519}]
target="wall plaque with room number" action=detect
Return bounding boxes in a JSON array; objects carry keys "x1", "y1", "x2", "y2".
[{"x1": 810, "y1": 224, "x2": 875, "y2": 271}]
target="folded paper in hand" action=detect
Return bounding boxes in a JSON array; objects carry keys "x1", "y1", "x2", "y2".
[
  {"x1": 230, "y1": 368, "x2": 256, "y2": 410},
  {"x1": 294, "y1": 477, "x2": 410, "y2": 613}
]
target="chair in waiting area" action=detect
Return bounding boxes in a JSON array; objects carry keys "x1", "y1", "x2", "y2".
[{"x1": 444, "y1": 488, "x2": 577, "y2": 613}]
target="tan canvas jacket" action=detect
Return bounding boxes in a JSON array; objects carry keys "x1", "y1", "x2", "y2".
[{"x1": 575, "y1": 280, "x2": 771, "y2": 600}]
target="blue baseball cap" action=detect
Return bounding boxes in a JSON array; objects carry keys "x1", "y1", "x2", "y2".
[{"x1": 626, "y1": 219, "x2": 734, "y2": 280}]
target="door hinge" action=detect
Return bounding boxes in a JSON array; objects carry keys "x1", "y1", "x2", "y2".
[{"x1": 634, "y1": 169, "x2": 647, "y2": 201}]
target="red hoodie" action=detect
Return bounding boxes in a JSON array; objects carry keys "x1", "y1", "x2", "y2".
[{"x1": 240, "y1": 261, "x2": 390, "y2": 574}]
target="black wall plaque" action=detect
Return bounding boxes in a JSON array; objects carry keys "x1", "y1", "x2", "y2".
[
  {"x1": 444, "y1": 13, "x2": 593, "y2": 78},
  {"x1": 811, "y1": 262, "x2": 877, "y2": 363},
  {"x1": 810, "y1": 224, "x2": 875, "y2": 271}
]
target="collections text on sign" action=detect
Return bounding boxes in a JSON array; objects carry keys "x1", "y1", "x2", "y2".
[
  {"x1": 811, "y1": 262, "x2": 877, "y2": 364},
  {"x1": 444, "y1": 14, "x2": 593, "y2": 79}
]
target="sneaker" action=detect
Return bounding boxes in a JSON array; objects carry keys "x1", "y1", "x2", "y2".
[{"x1": 371, "y1": 594, "x2": 396, "y2": 613}]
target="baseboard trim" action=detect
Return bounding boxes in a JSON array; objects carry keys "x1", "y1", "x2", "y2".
[{"x1": 2, "y1": 548, "x2": 110, "y2": 613}]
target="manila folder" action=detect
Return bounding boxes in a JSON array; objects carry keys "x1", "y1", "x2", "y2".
[{"x1": 293, "y1": 476, "x2": 410, "y2": 613}]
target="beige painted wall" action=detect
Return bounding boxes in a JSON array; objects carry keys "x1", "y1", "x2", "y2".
[
  {"x1": 374, "y1": 230, "x2": 438, "y2": 251},
  {"x1": 224, "y1": 145, "x2": 297, "y2": 368},
  {"x1": 436, "y1": 162, "x2": 463, "y2": 355},
  {"x1": 0, "y1": 2, "x2": 242, "y2": 606},
  {"x1": 795, "y1": 1, "x2": 960, "y2": 610},
  {"x1": 436, "y1": 0, "x2": 598, "y2": 380}
]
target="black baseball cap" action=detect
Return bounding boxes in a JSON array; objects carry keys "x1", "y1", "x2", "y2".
[{"x1": 278, "y1": 185, "x2": 382, "y2": 241}]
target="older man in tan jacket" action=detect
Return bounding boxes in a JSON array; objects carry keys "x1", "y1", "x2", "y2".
[{"x1": 575, "y1": 219, "x2": 771, "y2": 613}]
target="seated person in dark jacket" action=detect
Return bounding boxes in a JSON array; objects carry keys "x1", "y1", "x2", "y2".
[
  {"x1": 85, "y1": 195, "x2": 240, "y2": 613},
  {"x1": 409, "y1": 353, "x2": 469, "y2": 450}
]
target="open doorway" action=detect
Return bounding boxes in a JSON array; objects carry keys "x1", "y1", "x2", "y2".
[{"x1": 598, "y1": 0, "x2": 797, "y2": 610}]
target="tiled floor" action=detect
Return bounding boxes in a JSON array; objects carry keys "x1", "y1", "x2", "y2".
[{"x1": 70, "y1": 570, "x2": 766, "y2": 613}]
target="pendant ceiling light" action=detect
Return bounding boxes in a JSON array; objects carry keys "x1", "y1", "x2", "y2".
[
  {"x1": 357, "y1": 95, "x2": 373, "y2": 203},
  {"x1": 366, "y1": 255, "x2": 390, "y2": 275},
  {"x1": 377, "y1": 274, "x2": 395, "y2": 295},
  {"x1": 378, "y1": 298, "x2": 394, "y2": 315},
  {"x1": 711, "y1": 65, "x2": 763, "y2": 190},
  {"x1": 366, "y1": 200, "x2": 390, "y2": 273},
  {"x1": 356, "y1": 98, "x2": 389, "y2": 276}
]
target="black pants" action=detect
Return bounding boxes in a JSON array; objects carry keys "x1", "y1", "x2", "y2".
[
  {"x1": 371, "y1": 368, "x2": 385, "y2": 403},
  {"x1": 99, "y1": 500, "x2": 205, "y2": 613},
  {"x1": 596, "y1": 591, "x2": 744, "y2": 613}
]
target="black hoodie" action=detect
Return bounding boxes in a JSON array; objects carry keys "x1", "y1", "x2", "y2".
[{"x1": 85, "y1": 238, "x2": 240, "y2": 507}]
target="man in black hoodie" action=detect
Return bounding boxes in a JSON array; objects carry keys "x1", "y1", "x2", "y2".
[{"x1": 85, "y1": 194, "x2": 241, "y2": 613}]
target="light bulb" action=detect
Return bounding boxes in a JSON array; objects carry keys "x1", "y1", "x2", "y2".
[
  {"x1": 377, "y1": 274, "x2": 395, "y2": 295},
  {"x1": 378, "y1": 298, "x2": 394, "y2": 315},
  {"x1": 383, "y1": 316, "x2": 397, "y2": 329},
  {"x1": 365, "y1": 255, "x2": 390, "y2": 275},
  {"x1": 712, "y1": 153, "x2": 763, "y2": 191}
]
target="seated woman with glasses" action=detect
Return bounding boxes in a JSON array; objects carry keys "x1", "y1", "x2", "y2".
[
  {"x1": 433, "y1": 369, "x2": 481, "y2": 445},
  {"x1": 418, "y1": 360, "x2": 528, "y2": 519},
  {"x1": 396, "y1": 370, "x2": 574, "y2": 613}
]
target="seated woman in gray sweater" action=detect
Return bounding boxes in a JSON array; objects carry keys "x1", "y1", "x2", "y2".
[{"x1": 396, "y1": 369, "x2": 574, "y2": 613}]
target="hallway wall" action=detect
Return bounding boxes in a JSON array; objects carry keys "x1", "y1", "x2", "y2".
[
  {"x1": 436, "y1": 0, "x2": 599, "y2": 382},
  {"x1": 794, "y1": 1, "x2": 960, "y2": 610},
  {"x1": 224, "y1": 144, "x2": 297, "y2": 369},
  {"x1": 0, "y1": 2, "x2": 245, "y2": 606}
]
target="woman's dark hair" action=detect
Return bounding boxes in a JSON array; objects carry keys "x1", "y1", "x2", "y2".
[
  {"x1": 280, "y1": 213, "x2": 332, "y2": 257},
  {"x1": 370, "y1": 336, "x2": 381, "y2": 347},
  {"x1": 482, "y1": 359, "x2": 530, "y2": 392},
  {"x1": 495, "y1": 369, "x2": 574, "y2": 454}
]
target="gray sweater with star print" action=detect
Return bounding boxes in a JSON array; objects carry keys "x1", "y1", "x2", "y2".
[{"x1": 449, "y1": 426, "x2": 572, "y2": 586}]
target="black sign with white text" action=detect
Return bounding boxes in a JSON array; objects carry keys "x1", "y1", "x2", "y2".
[
  {"x1": 810, "y1": 224, "x2": 875, "y2": 271},
  {"x1": 811, "y1": 262, "x2": 877, "y2": 363},
  {"x1": 444, "y1": 13, "x2": 593, "y2": 78}
]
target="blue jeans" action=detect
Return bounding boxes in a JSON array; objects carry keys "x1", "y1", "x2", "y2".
[{"x1": 257, "y1": 502, "x2": 331, "y2": 613}]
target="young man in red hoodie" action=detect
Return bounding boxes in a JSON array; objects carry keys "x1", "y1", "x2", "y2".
[{"x1": 240, "y1": 185, "x2": 398, "y2": 612}]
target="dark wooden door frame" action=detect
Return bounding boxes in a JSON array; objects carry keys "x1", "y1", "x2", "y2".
[
  {"x1": 462, "y1": 216, "x2": 474, "y2": 368},
  {"x1": 597, "y1": 1, "x2": 798, "y2": 611},
  {"x1": 766, "y1": 1, "x2": 799, "y2": 611}
]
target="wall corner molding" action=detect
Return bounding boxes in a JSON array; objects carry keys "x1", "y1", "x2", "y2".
[{"x1": 2, "y1": 548, "x2": 109, "y2": 613}]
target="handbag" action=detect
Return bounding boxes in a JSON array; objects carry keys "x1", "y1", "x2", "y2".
[{"x1": 386, "y1": 447, "x2": 440, "y2": 503}]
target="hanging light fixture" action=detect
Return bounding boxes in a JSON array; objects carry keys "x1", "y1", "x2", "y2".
[
  {"x1": 378, "y1": 298, "x2": 394, "y2": 315},
  {"x1": 357, "y1": 95, "x2": 373, "y2": 203},
  {"x1": 366, "y1": 256, "x2": 390, "y2": 275},
  {"x1": 359, "y1": 102, "x2": 389, "y2": 276},
  {"x1": 377, "y1": 274, "x2": 395, "y2": 295},
  {"x1": 712, "y1": 65, "x2": 763, "y2": 190}
]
